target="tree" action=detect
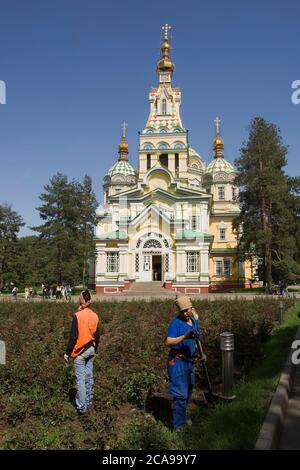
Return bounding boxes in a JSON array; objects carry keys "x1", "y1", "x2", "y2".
[
  {"x1": 233, "y1": 117, "x2": 299, "y2": 291},
  {"x1": 0, "y1": 204, "x2": 25, "y2": 290},
  {"x1": 32, "y1": 172, "x2": 98, "y2": 286},
  {"x1": 76, "y1": 175, "x2": 99, "y2": 287}
]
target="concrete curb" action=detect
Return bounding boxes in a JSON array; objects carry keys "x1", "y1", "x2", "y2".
[{"x1": 255, "y1": 325, "x2": 300, "y2": 450}]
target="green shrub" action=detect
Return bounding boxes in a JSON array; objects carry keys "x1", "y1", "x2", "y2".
[{"x1": 123, "y1": 370, "x2": 159, "y2": 408}]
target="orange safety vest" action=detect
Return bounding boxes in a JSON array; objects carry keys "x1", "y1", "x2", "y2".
[{"x1": 71, "y1": 308, "x2": 99, "y2": 359}]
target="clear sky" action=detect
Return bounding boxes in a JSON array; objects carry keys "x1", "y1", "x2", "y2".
[{"x1": 0, "y1": 0, "x2": 299, "y2": 236}]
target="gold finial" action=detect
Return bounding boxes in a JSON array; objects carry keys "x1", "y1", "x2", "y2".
[
  {"x1": 213, "y1": 116, "x2": 224, "y2": 157},
  {"x1": 118, "y1": 121, "x2": 129, "y2": 160},
  {"x1": 157, "y1": 23, "x2": 175, "y2": 75}
]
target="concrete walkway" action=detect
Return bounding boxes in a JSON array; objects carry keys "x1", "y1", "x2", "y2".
[{"x1": 279, "y1": 364, "x2": 300, "y2": 449}]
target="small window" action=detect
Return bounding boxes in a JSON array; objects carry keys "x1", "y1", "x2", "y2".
[
  {"x1": 175, "y1": 153, "x2": 179, "y2": 169},
  {"x1": 214, "y1": 258, "x2": 231, "y2": 276},
  {"x1": 232, "y1": 187, "x2": 238, "y2": 200},
  {"x1": 219, "y1": 228, "x2": 226, "y2": 241},
  {"x1": 215, "y1": 260, "x2": 223, "y2": 276},
  {"x1": 191, "y1": 216, "x2": 197, "y2": 231},
  {"x1": 218, "y1": 186, "x2": 225, "y2": 200},
  {"x1": 187, "y1": 251, "x2": 200, "y2": 273},
  {"x1": 106, "y1": 253, "x2": 119, "y2": 272},
  {"x1": 224, "y1": 259, "x2": 231, "y2": 276},
  {"x1": 159, "y1": 154, "x2": 168, "y2": 168},
  {"x1": 162, "y1": 99, "x2": 167, "y2": 115},
  {"x1": 147, "y1": 154, "x2": 151, "y2": 170}
]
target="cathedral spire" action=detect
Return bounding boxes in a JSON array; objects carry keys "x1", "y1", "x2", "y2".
[
  {"x1": 213, "y1": 116, "x2": 224, "y2": 158},
  {"x1": 118, "y1": 121, "x2": 129, "y2": 161},
  {"x1": 156, "y1": 23, "x2": 175, "y2": 83}
]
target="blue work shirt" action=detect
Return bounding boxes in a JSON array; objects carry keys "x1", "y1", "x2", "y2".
[{"x1": 167, "y1": 315, "x2": 201, "y2": 360}]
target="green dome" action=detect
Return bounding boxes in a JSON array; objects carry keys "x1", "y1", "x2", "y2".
[
  {"x1": 107, "y1": 161, "x2": 136, "y2": 177},
  {"x1": 205, "y1": 157, "x2": 235, "y2": 174}
]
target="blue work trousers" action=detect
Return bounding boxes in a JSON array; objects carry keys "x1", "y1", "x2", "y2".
[{"x1": 168, "y1": 357, "x2": 195, "y2": 429}]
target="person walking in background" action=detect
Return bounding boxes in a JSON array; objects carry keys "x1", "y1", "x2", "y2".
[
  {"x1": 12, "y1": 286, "x2": 18, "y2": 300},
  {"x1": 64, "y1": 290, "x2": 100, "y2": 415},
  {"x1": 24, "y1": 286, "x2": 30, "y2": 300},
  {"x1": 165, "y1": 296, "x2": 202, "y2": 430}
]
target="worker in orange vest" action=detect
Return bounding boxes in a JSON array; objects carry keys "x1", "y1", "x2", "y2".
[{"x1": 64, "y1": 290, "x2": 100, "y2": 415}]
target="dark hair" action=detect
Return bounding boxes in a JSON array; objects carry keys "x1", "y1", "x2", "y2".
[{"x1": 82, "y1": 289, "x2": 91, "y2": 303}]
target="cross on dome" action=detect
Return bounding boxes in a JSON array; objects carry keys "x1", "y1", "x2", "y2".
[
  {"x1": 162, "y1": 23, "x2": 171, "y2": 41},
  {"x1": 121, "y1": 121, "x2": 128, "y2": 138},
  {"x1": 214, "y1": 116, "x2": 221, "y2": 135}
]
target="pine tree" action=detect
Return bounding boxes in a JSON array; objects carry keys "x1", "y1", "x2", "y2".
[
  {"x1": 32, "y1": 172, "x2": 99, "y2": 286},
  {"x1": 233, "y1": 117, "x2": 299, "y2": 291},
  {"x1": 0, "y1": 204, "x2": 24, "y2": 290},
  {"x1": 32, "y1": 173, "x2": 82, "y2": 284},
  {"x1": 76, "y1": 175, "x2": 99, "y2": 287}
]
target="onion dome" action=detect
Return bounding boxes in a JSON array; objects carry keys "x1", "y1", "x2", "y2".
[
  {"x1": 107, "y1": 160, "x2": 135, "y2": 177},
  {"x1": 206, "y1": 158, "x2": 235, "y2": 174},
  {"x1": 157, "y1": 24, "x2": 175, "y2": 74},
  {"x1": 205, "y1": 117, "x2": 235, "y2": 174},
  {"x1": 106, "y1": 122, "x2": 135, "y2": 177}
]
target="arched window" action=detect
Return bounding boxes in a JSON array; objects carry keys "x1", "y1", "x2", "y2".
[
  {"x1": 143, "y1": 144, "x2": 153, "y2": 150},
  {"x1": 159, "y1": 128, "x2": 167, "y2": 133},
  {"x1": 158, "y1": 142, "x2": 169, "y2": 149},
  {"x1": 162, "y1": 99, "x2": 167, "y2": 115},
  {"x1": 174, "y1": 142, "x2": 185, "y2": 149},
  {"x1": 144, "y1": 239, "x2": 162, "y2": 249}
]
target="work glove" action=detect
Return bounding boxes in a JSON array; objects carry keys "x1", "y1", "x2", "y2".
[
  {"x1": 64, "y1": 354, "x2": 69, "y2": 363},
  {"x1": 184, "y1": 330, "x2": 198, "y2": 340}
]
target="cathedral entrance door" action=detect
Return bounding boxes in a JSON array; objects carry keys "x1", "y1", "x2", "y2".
[
  {"x1": 152, "y1": 255, "x2": 162, "y2": 281},
  {"x1": 141, "y1": 254, "x2": 152, "y2": 281}
]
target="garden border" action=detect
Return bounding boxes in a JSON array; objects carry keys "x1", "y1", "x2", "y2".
[{"x1": 255, "y1": 325, "x2": 300, "y2": 450}]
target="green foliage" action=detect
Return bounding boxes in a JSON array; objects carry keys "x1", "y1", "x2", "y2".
[
  {"x1": 123, "y1": 370, "x2": 159, "y2": 408},
  {"x1": 30, "y1": 172, "x2": 99, "y2": 285},
  {"x1": 116, "y1": 416, "x2": 178, "y2": 450},
  {"x1": 233, "y1": 116, "x2": 300, "y2": 288},
  {"x1": 0, "y1": 203, "x2": 24, "y2": 290},
  {"x1": 0, "y1": 298, "x2": 293, "y2": 449}
]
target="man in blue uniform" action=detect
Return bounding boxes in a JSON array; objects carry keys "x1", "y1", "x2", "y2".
[{"x1": 166, "y1": 296, "x2": 202, "y2": 430}]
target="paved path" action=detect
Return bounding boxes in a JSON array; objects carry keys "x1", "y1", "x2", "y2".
[{"x1": 279, "y1": 364, "x2": 300, "y2": 450}]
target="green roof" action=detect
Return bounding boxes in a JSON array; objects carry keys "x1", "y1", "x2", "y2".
[
  {"x1": 175, "y1": 230, "x2": 213, "y2": 240},
  {"x1": 205, "y1": 157, "x2": 235, "y2": 174},
  {"x1": 107, "y1": 161, "x2": 135, "y2": 177},
  {"x1": 96, "y1": 231, "x2": 128, "y2": 240}
]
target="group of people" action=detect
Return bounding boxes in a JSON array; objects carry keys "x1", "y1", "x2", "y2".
[
  {"x1": 65, "y1": 291, "x2": 202, "y2": 430},
  {"x1": 42, "y1": 283, "x2": 72, "y2": 300}
]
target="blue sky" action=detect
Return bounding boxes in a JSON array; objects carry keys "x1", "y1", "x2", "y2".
[{"x1": 0, "y1": 0, "x2": 299, "y2": 236}]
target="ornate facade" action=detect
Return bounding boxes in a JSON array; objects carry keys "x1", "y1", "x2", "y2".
[{"x1": 92, "y1": 25, "x2": 252, "y2": 293}]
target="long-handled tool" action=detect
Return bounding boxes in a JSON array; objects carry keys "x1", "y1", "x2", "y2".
[{"x1": 194, "y1": 333, "x2": 221, "y2": 404}]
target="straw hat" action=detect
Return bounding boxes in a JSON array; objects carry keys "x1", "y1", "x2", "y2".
[{"x1": 174, "y1": 296, "x2": 193, "y2": 312}]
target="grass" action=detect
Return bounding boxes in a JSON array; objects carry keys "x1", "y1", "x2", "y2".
[{"x1": 177, "y1": 301, "x2": 300, "y2": 449}]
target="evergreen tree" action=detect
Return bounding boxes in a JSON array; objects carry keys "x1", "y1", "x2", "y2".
[
  {"x1": 76, "y1": 175, "x2": 99, "y2": 287},
  {"x1": 32, "y1": 172, "x2": 98, "y2": 286},
  {"x1": 0, "y1": 204, "x2": 24, "y2": 290},
  {"x1": 233, "y1": 117, "x2": 299, "y2": 291}
]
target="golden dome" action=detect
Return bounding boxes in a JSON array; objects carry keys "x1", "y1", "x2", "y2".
[
  {"x1": 157, "y1": 58, "x2": 175, "y2": 73},
  {"x1": 118, "y1": 139, "x2": 129, "y2": 153},
  {"x1": 161, "y1": 40, "x2": 170, "y2": 50},
  {"x1": 213, "y1": 135, "x2": 224, "y2": 150}
]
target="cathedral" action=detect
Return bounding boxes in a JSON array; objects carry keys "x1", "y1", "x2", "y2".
[{"x1": 92, "y1": 25, "x2": 252, "y2": 294}]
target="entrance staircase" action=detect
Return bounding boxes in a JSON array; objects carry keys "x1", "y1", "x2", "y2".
[{"x1": 121, "y1": 281, "x2": 175, "y2": 298}]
